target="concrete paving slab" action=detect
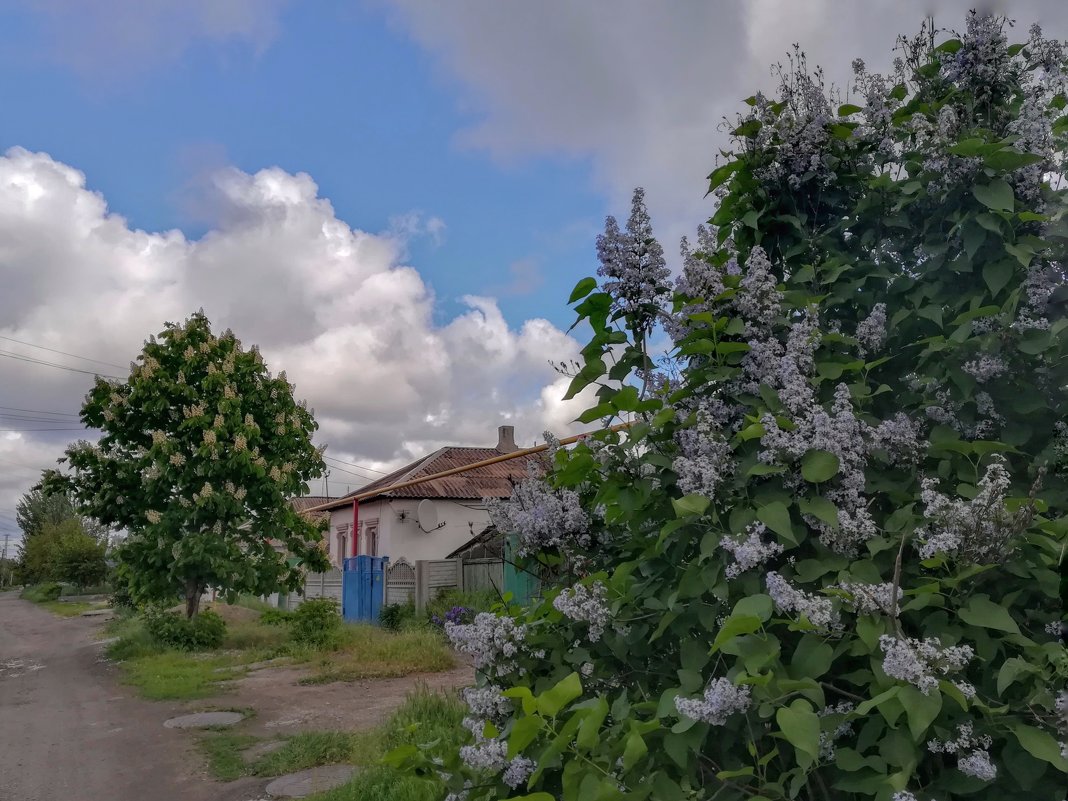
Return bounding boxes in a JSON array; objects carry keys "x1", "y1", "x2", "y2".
[
  {"x1": 163, "y1": 711, "x2": 244, "y2": 729},
  {"x1": 264, "y1": 765, "x2": 356, "y2": 797}
]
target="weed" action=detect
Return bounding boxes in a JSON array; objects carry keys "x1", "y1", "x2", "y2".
[
  {"x1": 291, "y1": 598, "x2": 341, "y2": 648},
  {"x1": 303, "y1": 625, "x2": 454, "y2": 684},
  {"x1": 20, "y1": 583, "x2": 62, "y2": 602}
]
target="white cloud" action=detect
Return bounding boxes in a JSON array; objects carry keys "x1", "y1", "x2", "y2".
[
  {"x1": 0, "y1": 147, "x2": 593, "y2": 538},
  {"x1": 383, "y1": 0, "x2": 1068, "y2": 254}
]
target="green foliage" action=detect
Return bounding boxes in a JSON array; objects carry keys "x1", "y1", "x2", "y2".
[
  {"x1": 425, "y1": 588, "x2": 499, "y2": 624},
  {"x1": 15, "y1": 482, "x2": 106, "y2": 542},
  {"x1": 291, "y1": 598, "x2": 341, "y2": 648},
  {"x1": 20, "y1": 581, "x2": 62, "y2": 602},
  {"x1": 54, "y1": 530, "x2": 107, "y2": 589},
  {"x1": 379, "y1": 602, "x2": 417, "y2": 631},
  {"x1": 42, "y1": 311, "x2": 330, "y2": 618},
  {"x1": 260, "y1": 607, "x2": 295, "y2": 625},
  {"x1": 144, "y1": 608, "x2": 227, "y2": 650},
  {"x1": 407, "y1": 16, "x2": 1068, "y2": 801}
]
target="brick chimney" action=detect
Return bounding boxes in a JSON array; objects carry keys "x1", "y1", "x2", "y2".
[{"x1": 496, "y1": 425, "x2": 518, "y2": 453}]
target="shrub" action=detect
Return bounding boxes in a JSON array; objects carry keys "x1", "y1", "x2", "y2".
[
  {"x1": 54, "y1": 531, "x2": 107, "y2": 589},
  {"x1": 260, "y1": 608, "x2": 295, "y2": 626},
  {"x1": 20, "y1": 582, "x2": 62, "y2": 602},
  {"x1": 144, "y1": 608, "x2": 227, "y2": 650},
  {"x1": 395, "y1": 15, "x2": 1068, "y2": 801},
  {"x1": 291, "y1": 598, "x2": 341, "y2": 648},
  {"x1": 425, "y1": 588, "x2": 497, "y2": 627},
  {"x1": 379, "y1": 602, "x2": 417, "y2": 631}
]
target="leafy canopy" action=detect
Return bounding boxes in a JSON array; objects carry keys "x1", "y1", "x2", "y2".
[
  {"x1": 46, "y1": 311, "x2": 329, "y2": 616},
  {"x1": 397, "y1": 14, "x2": 1068, "y2": 801}
]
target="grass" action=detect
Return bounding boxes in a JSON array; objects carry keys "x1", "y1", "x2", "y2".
[
  {"x1": 103, "y1": 605, "x2": 456, "y2": 700},
  {"x1": 120, "y1": 652, "x2": 246, "y2": 700},
  {"x1": 307, "y1": 686, "x2": 466, "y2": 801},
  {"x1": 302, "y1": 625, "x2": 455, "y2": 684},
  {"x1": 37, "y1": 600, "x2": 96, "y2": 616},
  {"x1": 197, "y1": 685, "x2": 465, "y2": 799}
]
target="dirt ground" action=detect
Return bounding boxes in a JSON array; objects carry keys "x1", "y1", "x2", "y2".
[{"x1": 0, "y1": 591, "x2": 474, "y2": 801}]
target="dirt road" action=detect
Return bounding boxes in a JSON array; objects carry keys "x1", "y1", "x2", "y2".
[{"x1": 0, "y1": 591, "x2": 260, "y2": 801}]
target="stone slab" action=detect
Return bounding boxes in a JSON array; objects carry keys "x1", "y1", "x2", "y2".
[
  {"x1": 242, "y1": 740, "x2": 286, "y2": 763},
  {"x1": 264, "y1": 765, "x2": 356, "y2": 798},
  {"x1": 80, "y1": 609, "x2": 113, "y2": 617},
  {"x1": 163, "y1": 711, "x2": 244, "y2": 729}
]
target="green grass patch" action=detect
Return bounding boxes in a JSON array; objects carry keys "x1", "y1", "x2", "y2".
[
  {"x1": 119, "y1": 652, "x2": 245, "y2": 700},
  {"x1": 197, "y1": 686, "x2": 465, "y2": 798},
  {"x1": 37, "y1": 600, "x2": 96, "y2": 616},
  {"x1": 303, "y1": 625, "x2": 455, "y2": 684},
  {"x1": 306, "y1": 686, "x2": 466, "y2": 801},
  {"x1": 198, "y1": 732, "x2": 259, "y2": 780}
]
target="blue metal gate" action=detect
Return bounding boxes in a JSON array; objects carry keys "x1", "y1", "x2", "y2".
[{"x1": 342, "y1": 555, "x2": 389, "y2": 623}]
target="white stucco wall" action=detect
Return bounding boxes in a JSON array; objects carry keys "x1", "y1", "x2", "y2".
[{"x1": 326, "y1": 498, "x2": 490, "y2": 566}]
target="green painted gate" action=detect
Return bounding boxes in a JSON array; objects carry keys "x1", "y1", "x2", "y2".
[{"x1": 502, "y1": 534, "x2": 541, "y2": 606}]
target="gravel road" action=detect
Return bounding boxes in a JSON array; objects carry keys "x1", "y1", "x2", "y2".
[{"x1": 0, "y1": 591, "x2": 259, "y2": 801}]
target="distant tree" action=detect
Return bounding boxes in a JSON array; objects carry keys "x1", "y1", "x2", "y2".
[
  {"x1": 45, "y1": 311, "x2": 330, "y2": 618},
  {"x1": 15, "y1": 482, "x2": 108, "y2": 543},
  {"x1": 55, "y1": 531, "x2": 108, "y2": 590},
  {"x1": 16, "y1": 518, "x2": 83, "y2": 584}
]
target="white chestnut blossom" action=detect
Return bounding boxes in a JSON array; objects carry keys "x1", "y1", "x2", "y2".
[
  {"x1": 879, "y1": 634, "x2": 974, "y2": 695},
  {"x1": 720, "y1": 523, "x2": 783, "y2": 579},
  {"x1": 962, "y1": 355, "x2": 1008, "y2": 383},
  {"x1": 553, "y1": 581, "x2": 611, "y2": 642},
  {"x1": 766, "y1": 572, "x2": 839, "y2": 629},
  {"x1": 675, "y1": 677, "x2": 751, "y2": 725}
]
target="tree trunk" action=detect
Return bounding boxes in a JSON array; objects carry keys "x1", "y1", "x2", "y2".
[{"x1": 185, "y1": 580, "x2": 203, "y2": 619}]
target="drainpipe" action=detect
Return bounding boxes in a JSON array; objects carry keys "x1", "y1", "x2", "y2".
[{"x1": 352, "y1": 498, "x2": 359, "y2": 558}]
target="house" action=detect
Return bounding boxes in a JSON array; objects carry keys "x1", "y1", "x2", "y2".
[
  {"x1": 264, "y1": 495, "x2": 335, "y2": 555},
  {"x1": 311, "y1": 425, "x2": 543, "y2": 567}
]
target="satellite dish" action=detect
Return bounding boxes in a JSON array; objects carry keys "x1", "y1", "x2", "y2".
[{"x1": 417, "y1": 499, "x2": 442, "y2": 533}]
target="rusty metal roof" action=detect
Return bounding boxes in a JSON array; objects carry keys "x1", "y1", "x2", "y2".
[
  {"x1": 316, "y1": 447, "x2": 545, "y2": 509},
  {"x1": 289, "y1": 495, "x2": 334, "y2": 521}
]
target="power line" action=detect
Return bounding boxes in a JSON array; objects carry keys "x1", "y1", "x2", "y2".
[
  {"x1": 0, "y1": 350, "x2": 123, "y2": 380},
  {"x1": 323, "y1": 454, "x2": 389, "y2": 475},
  {"x1": 0, "y1": 334, "x2": 127, "y2": 370},
  {"x1": 0, "y1": 405, "x2": 80, "y2": 417},
  {"x1": 0, "y1": 427, "x2": 87, "y2": 432}
]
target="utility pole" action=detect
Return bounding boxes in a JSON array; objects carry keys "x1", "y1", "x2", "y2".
[
  {"x1": 324, "y1": 469, "x2": 331, "y2": 499},
  {"x1": 1, "y1": 533, "x2": 9, "y2": 589}
]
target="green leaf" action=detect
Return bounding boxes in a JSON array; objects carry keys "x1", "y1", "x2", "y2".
[
  {"x1": 508, "y1": 714, "x2": 545, "y2": 756},
  {"x1": 757, "y1": 501, "x2": 796, "y2": 545},
  {"x1": 798, "y1": 496, "x2": 839, "y2": 527},
  {"x1": 973, "y1": 179, "x2": 1015, "y2": 211},
  {"x1": 504, "y1": 686, "x2": 537, "y2": 715},
  {"x1": 791, "y1": 635, "x2": 833, "y2": 679},
  {"x1": 898, "y1": 686, "x2": 942, "y2": 739},
  {"x1": 801, "y1": 449, "x2": 840, "y2": 483},
  {"x1": 537, "y1": 672, "x2": 583, "y2": 717},
  {"x1": 982, "y1": 259, "x2": 1014, "y2": 298},
  {"x1": 1011, "y1": 724, "x2": 1068, "y2": 769},
  {"x1": 507, "y1": 794, "x2": 556, "y2": 801},
  {"x1": 837, "y1": 103, "x2": 863, "y2": 116},
  {"x1": 708, "y1": 161, "x2": 741, "y2": 192},
  {"x1": 776, "y1": 700, "x2": 821, "y2": 767},
  {"x1": 711, "y1": 615, "x2": 763, "y2": 653},
  {"x1": 672, "y1": 494, "x2": 710, "y2": 518},
  {"x1": 568, "y1": 277, "x2": 598, "y2": 304},
  {"x1": 984, "y1": 149, "x2": 1043, "y2": 172},
  {"x1": 855, "y1": 687, "x2": 900, "y2": 716},
  {"x1": 997, "y1": 657, "x2": 1038, "y2": 696},
  {"x1": 622, "y1": 732, "x2": 648, "y2": 772},
  {"x1": 576, "y1": 698, "x2": 609, "y2": 750},
  {"x1": 733, "y1": 593, "x2": 774, "y2": 621},
  {"x1": 958, "y1": 595, "x2": 1020, "y2": 634}
]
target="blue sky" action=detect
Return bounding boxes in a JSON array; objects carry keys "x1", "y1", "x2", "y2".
[{"x1": 0, "y1": 1, "x2": 604, "y2": 331}]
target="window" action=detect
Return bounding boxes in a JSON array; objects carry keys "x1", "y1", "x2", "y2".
[
  {"x1": 364, "y1": 520, "x2": 379, "y2": 557},
  {"x1": 335, "y1": 524, "x2": 350, "y2": 564}
]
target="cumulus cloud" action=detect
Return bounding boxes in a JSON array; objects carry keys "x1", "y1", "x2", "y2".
[
  {"x1": 0, "y1": 147, "x2": 592, "y2": 540},
  {"x1": 382, "y1": 0, "x2": 1068, "y2": 253}
]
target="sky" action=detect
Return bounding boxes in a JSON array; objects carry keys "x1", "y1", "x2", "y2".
[{"x1": 0, "y1": 0, "x2": 1064, "y2": 548}]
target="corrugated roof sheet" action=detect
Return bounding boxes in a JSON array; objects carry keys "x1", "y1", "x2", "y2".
[{"x1": 317, "y1": 446, "x2": 544, "y2": 509}]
